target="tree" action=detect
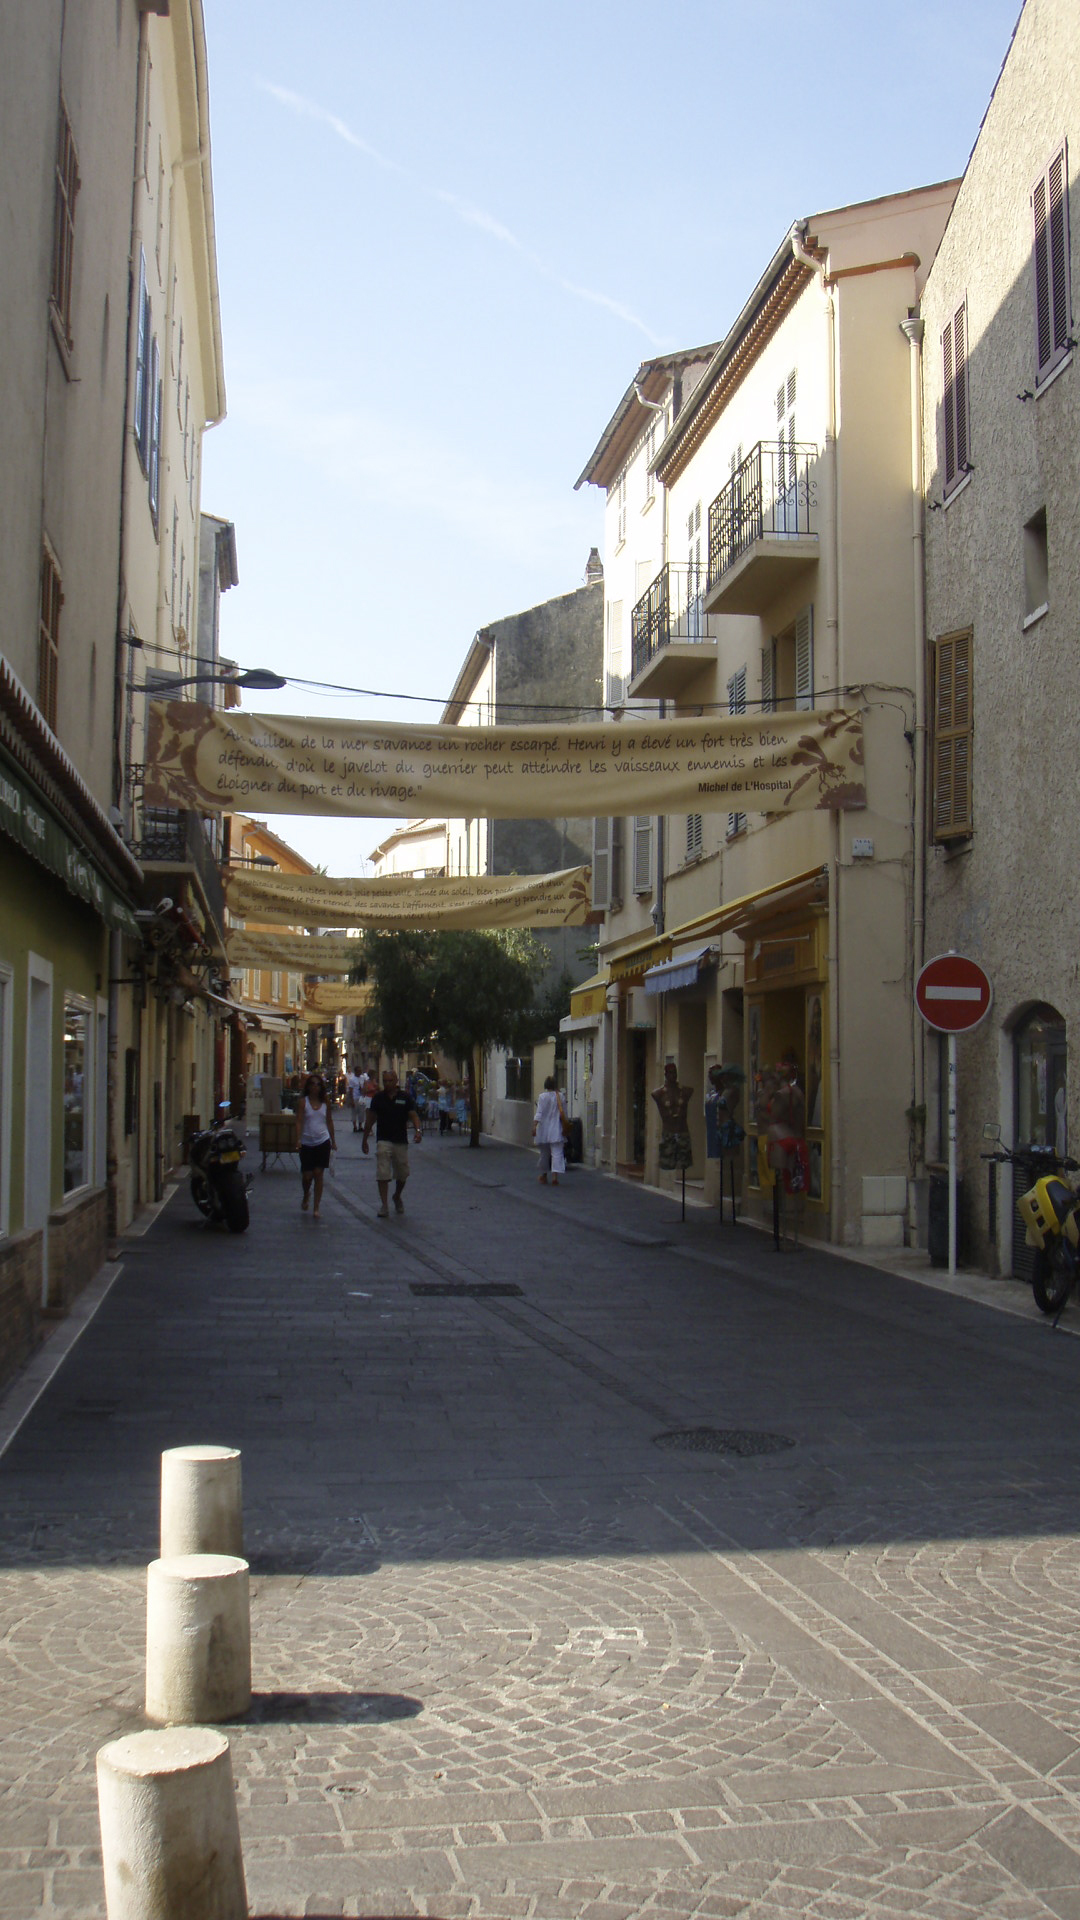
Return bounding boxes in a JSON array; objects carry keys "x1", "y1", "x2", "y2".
[{"x1": 352, "y1": 928, "x2": 545, "y2": 1145}]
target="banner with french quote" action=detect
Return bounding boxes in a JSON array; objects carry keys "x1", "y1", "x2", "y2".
[
  {"x1": 303, "y1": 982, "x2": 374, "y2": 1019},
  {"x1": 146, "y1": 701, "x2": 866, "y2": 819},
  {"x1": 227, "y1": 930, "x2": 361, "y2": 974},
  {"x1": 223, "y1": 865, "x2": 593, "y2": 929}
]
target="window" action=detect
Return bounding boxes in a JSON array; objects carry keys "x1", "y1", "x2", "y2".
[
  {"x1": 271, "y1": 971, "x2": 282, "y2": 1004},
  {"x1": 727, "y1": 665, "x2": 747, "y2": 838},
  {"x1": 148, "y1": 339, "x2": 162, "y2": 529},
  {"x1": 687, "y1": 501, "x2": 704, "y2": 635},
  {"x1": 762, "y1": 606, "x2": 814, "y2": 716},
  {"x1": 176, "y1": 322, "x2": 184, "y2": 417},
  {"x1": 63, "y1": 999, "x2": 89, "y2": 1194},
  {"x1": 632, "y1": 816, "x2": 653, "y2": 893},
  {"x1": 1023, "y1": 507, "x2": 1048, "y2": 623},
  {"x1": 942, "y1": 299, "x2": 970, "y2": 493},
  {"x1": 134, "y1": 253, "x2": 151, "y2": 471},
  {"x1": 50, "y1": 101, "x2": 80, "y2": 350},
  {"x1": 505, "y1": 1055, "x2": 533, "y2": 1103},
  {"x1": 685, "y1": 812, "x2": 703, "y2": 858},
  {"x1": 777, "y1": 370, "x2": 797, "y2": 530},
  {"x1": 38, "y1": 543, "x2": 62, "y2": 732},
  {"x1": 616, "y1": 470, "x2": 627, "y2": 547},
  {"x1": 1032, "y1": 145, "x2": 1072, "y2": 385},
  {"x1": 592, "y1": 817, "x2": 623, "y2": 910},
  {"x1": 931, "y1": 629, "x2": 973, "y2": 841}
]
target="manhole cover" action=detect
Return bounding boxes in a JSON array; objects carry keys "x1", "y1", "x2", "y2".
[
  {"x1": 410, "y1": 1282, "x2": 522, "y2": 1297},
  {"x1": 653, "y1": 1427, "x2": 796, "y2": 1457}
]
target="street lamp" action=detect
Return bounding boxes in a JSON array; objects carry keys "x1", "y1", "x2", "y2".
[{"x1": 127, "y1": 666, "x2": 288, "y2": 695}]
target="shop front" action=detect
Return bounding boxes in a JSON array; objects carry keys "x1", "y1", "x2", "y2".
[{"x1": 742, "y1": 905, "x2": 829, "y2": 1230}]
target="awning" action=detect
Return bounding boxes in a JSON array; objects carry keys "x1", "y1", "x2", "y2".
[
  {"x1": 608, "y1": 933, "x2": 672, "y2": 985},
  {"x1": 644, "y1": 942, "x2": 715, "y2": 996},
  {"x1": 568, "y1": 969, "x2": 610, "y2": 1020},
  {"x1": 665, "y1": 866, "x2": 828, "y2": 946},
  {"x1": 244, "y1": 1007, "x2": 293, "y2": 1033},
  {"x1": 0, "y1": 748, "x2": 140, "y2": 936}
]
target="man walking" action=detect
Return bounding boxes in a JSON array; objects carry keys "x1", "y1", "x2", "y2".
[{"x1": 362, "y1": 1069, "x2": 422, "y2": 1217}]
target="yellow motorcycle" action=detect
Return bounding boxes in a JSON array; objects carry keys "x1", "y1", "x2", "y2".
[{"x1": 983, "y1": 1127, "x2": 1080, "y2": 1315}]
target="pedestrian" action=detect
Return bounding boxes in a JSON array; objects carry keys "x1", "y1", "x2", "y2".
[
  {"x1": 295, "y1": 1071, "x2": 336, "y2": 1218},
  {"x1": 346, "y1": 1065, "x2": 363, "y2": 1131},
  {"x1": 362, "y1": 1068, "x2": 422, "y2": 1217},
  {"x1": 532, "y1": 1075, "x2": 568, "y2": 1186}
]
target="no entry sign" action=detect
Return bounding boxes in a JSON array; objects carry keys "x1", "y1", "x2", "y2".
[{"x1": 915, "y1": 952, "x2": 993, "y2": 1033}]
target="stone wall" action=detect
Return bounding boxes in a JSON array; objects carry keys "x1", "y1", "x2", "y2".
[
  {"x1": 0, "y1": 1228, "x2": 43, "y2": 1391},
  {"x1": 45, "y1": 1187, "x2": 108, "y2": 1315}
]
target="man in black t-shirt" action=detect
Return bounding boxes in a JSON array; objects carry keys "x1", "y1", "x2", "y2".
[{"x1": 362, "y1": 1070, "x2": 422, "y2": 1217}]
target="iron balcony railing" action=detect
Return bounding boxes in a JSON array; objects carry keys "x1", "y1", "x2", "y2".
[
  {"x1": 707, "y1": 440, "x2": 818, "y2": 589},
  {"x1": 135, "y1": 803, "x2": 227, "y2": 936},
  {"x1": 630, "y1": 562, "x2": 715, "y2": 682}
]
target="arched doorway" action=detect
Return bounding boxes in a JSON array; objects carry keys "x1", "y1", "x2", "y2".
[{"x1": 1011, "y1": 1003, "x2": 1067, "y2": 1277}]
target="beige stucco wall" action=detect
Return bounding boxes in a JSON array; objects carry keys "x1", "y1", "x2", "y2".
[{"x1": 922, "y1": 0, "x2": 1080, "y2": 1270}]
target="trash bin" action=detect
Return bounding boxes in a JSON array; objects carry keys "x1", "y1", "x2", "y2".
[
  {"x1": 928, "y1": 1170, "x2": 964, "y2": 1266},
  {"x1": 567, "y1": 1117, "x2": 584, "y2": 1166}
]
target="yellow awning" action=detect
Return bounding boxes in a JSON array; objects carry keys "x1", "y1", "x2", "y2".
[
  {"x1": 569, "y1": 970, "x2": 610, "y2": 1019},
  {"x1": 608, "y1": 933, "x2": 673, "y2": 985},
  {"x1": 666, "y1": 866, "x2": 828, "y2": 947}
]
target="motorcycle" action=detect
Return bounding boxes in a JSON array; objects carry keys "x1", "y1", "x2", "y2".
[
  {"x1": 982, "y1": 1126, "x2": 1080, "y2": 1314},
  {"x1": 188, "y1": 1102, "x2": 251, "y2": 1233}
]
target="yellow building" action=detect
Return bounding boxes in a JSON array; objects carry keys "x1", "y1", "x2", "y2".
[
  {"x1": 226, "y1": 817, "x2": 314, "y2": 1097},
  {"x1": 579, "y1": 183, "x2": 958, "y2": 1249}
]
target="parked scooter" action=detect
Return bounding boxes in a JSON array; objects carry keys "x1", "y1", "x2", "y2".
[
  {"x1": 188, "y1": 1102, "x2": 250, "y2": 1233},
  {"x1": 982, "y1": 1125, "x2": 1080, "y2": 1314}
]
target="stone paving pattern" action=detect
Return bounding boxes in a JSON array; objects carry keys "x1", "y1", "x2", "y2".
[{"x1": 4, "y1": 1129, "x2": 1080, "y2": 1917}]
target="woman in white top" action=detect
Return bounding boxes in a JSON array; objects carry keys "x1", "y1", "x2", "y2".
[
  {"x1": 532, "y1": 1075, "x2": 568, "y2": 1186},
  {"x1": 295, "y1": 1072, "x2": 336, "y2": 1217}
]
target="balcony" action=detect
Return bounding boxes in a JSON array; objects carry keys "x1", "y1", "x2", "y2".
[
  {"x1": 628, "y1": 563, "x2": 719, "y2": 700},
  {"x1": 705, "y1": 441, "x2": 819, "y2": 615},
  {"x1": 135, "y1": 804, "x2": 227, "y2": 953}
]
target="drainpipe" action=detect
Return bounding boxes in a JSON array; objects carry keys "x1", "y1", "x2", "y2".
[
  {"x1": 900, "y1": 315, "x2": 927, "y2": 1165},
  {"x1": 792, "y1": 224, "x2": 844, "y2": 1243}
]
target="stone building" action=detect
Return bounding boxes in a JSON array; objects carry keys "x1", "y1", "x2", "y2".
[{"x1": 920, "y1": 0, "x2": 1080, "y2": 1275}]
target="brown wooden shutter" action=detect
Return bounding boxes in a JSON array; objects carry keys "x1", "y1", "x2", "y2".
[
  {"x1": 1033, "y1": 148, "x2": 1072, "y2": 382},
  {"x1": 942, "y1": 317, "x2": 956, "y2": 487},
  {"x1": 1049, "y1": 149, "x2": 1069, "y2": 357},
  {"x1": 953, "y1": 302, "x2": 968, "y2": 471},
  {"x1": 933, "y1": 631, "x2": 973, "y2": 840},
  {"x1": 1034, "y1": 173, "x2": 1052, "y2": 374}
]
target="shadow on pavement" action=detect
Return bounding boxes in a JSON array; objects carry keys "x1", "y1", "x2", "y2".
[{"x1": 245, "y1": 1690, "x2": 423, "y2": 1725}]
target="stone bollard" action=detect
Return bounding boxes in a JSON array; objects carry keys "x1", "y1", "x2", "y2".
[
  {"x1": 96, "y1": 1725, "x2": 247, "y2": 1920},
  {"x1": 146, "y1": 1554, "x2": 251, "y2": 1725},
  {"x1": 160, "y1": 1445, "x2": 243, "y2": 1559}
]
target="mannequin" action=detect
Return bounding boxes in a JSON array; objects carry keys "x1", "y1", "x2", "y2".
[
  {"x1": 652, "y1": 1061, "x2": 694, "y2": 1172},
  {"x1": 705, "y1": 1063, "x2": 745, "y2": 1158}
]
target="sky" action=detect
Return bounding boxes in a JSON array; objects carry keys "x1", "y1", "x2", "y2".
[{"x1": 199, "y1": 0, "x2": 1021, "y2": 875}]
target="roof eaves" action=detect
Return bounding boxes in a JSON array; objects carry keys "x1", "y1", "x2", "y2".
[{"x1": 574, "y1": 342, "x2": 721, "y2": 492}]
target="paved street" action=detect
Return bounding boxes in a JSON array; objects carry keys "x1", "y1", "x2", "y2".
[{"x1": 4, "y1": 1127, "x2": 1080, "y2": 1919}]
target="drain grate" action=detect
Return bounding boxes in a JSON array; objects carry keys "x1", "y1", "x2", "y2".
[
  {"x1": 410, "y1": 1282, "x2": 523, "y2": 1298},
  {"x1": 653, "y1": 1427, "x2": 796, "y2": 1457}
]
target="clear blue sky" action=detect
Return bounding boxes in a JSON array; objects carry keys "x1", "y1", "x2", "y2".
[{"x1": 200, "y1": 0, "x2": 1020, "y2": 874}]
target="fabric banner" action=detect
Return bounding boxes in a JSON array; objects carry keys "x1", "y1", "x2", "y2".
[
  {"x1": 226, "y1": 930, "x2": 361, "y2": 974},
  {"x1": 303, "y1": 982, "x2": 373, "y2": 1018},
  {"x1": 223, "y1": 865, "x2": 593, "y2": 929},
  {"x1": 146, "y1": 701, "x2": 866, "y2": 820}
]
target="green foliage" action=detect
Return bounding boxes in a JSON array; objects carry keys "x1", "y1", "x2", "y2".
[{"x1": 351, "y1": 927, "x2": 546, "y2": 1063}]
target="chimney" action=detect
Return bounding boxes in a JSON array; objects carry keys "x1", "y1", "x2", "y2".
[{"x1": 584, "y1": 547, "x2": 603, "y2": 588}]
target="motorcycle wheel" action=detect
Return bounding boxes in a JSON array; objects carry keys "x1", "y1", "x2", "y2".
[
  {"x1": 191, "y1": 1171, "x2": 217, "y2": 1219},
  {"x1": 220, "y1": 1167, "x2": 250, "y2": 1234},
  {"x1": 1032, "y1": 1237, "x2": 1074, "y2": 1315}
]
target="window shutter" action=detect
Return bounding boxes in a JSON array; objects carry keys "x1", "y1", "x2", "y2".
[
  {"x1": 686, "y1": 812, "x2": 703, "y2": 857},
  {"x1": 632, "y1": 815, "x2": 653, "y2": 893},
  {"x1": 761, "y1": 643, "x2": 775, "y2": 714},
  {"x1": 953, "y1": 302, "x2": 969, "y2": 471},
  {"x1": 942, "y1": 316, "x2": 956, "y2": 487},
  {"x1": 727, "y1": 665, "x2": 747, "y2": 836},
  {"x1": 795, "y1": 607, "x2": 814, "y2": 710},
  {"x1": 592, "y1": 818, "x2": 611, "y2": 910},
  {"x1": 610, "y1": 816, "x2": 624, "y2": 909},
  {"x1": 932, "y1": 631, "x2": 973, "y2": 840},
  {"x1": 134, "y1": 253, "x2": 149, "y2": 470},
  {"x1": 1033, "y1": 148, "x2": 1072, "y2": 383},
  {"x1": 1049, "y1": 149, "x2": 1069, "y2": 359}
]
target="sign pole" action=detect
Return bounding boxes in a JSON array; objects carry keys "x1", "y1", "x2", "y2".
[{"x1": 948, "y1": 1030, "x2": 958, "y2": 1277}]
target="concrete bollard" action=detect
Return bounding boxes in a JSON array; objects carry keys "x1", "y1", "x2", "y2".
[
  {"x1": 146, "y1": 1554, "x2": 251, "y2": 1725},
  {"x1": 160, "y1": 1445, "x2": 243, "y2": 1559},
  {"x1": 96, "y1": 1725, "x2": 247, "y2": 1920}
]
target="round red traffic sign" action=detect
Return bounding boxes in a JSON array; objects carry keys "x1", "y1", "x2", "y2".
[{"x1": 915, "y1": 952, "x2": 993, "y2": 1033}]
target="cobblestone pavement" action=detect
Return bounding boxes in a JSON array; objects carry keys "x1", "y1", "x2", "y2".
[{"x1": 4, "y1": 1129, "x2": 1080, "y2": 1918}]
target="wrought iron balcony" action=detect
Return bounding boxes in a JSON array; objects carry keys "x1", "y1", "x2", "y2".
[
  {"x1": 134, "y1": 803, "x2": 227, "y2": 949},
  {"x1": 706, "y1": 441, "x2": 819, "y2": 615},
  {"x1": 629, "y1": 563, "x2": 719, "y2": 699}
]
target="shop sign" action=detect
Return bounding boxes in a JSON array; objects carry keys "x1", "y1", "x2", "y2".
[{"x1": 0, "y1": 752, "x2": 139, "y2": 937}]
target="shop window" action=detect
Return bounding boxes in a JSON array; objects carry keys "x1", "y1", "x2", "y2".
[
  {"x1": 63, "y1": 999, "x2": 89, "y2": 1193},
  {"x1": 1014, "y1": 1004, "x2": 1067, "y2": 1155}
]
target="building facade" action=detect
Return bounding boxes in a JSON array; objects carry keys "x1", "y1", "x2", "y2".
[
  {"x1": 921, "y1": 0, "x2": 1080, "y2": 1276},
  {"x1": 579, "y1": 184, "x2": 960, "y2": 1247}
]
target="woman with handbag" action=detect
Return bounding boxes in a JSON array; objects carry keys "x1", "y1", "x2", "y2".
[{"x1": 532, "y1": 1075, "x2": 569, "y2": 1186}]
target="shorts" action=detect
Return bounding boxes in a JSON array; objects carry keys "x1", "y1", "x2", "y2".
[
  {"x1": 376, "y1": 1141, "x2": 409, "y2": 1184},
  {"x1": 300, "y1": 1140, "x2": 332, "y2": 1172}
]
